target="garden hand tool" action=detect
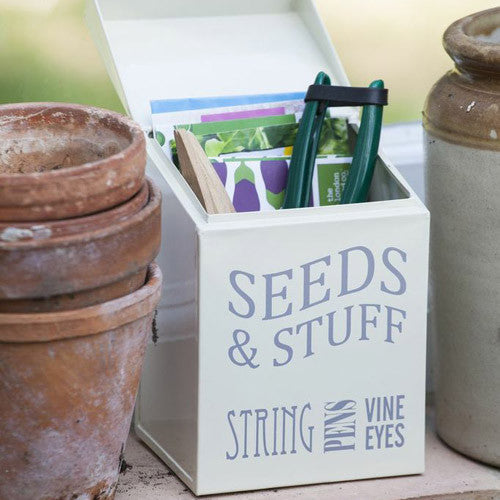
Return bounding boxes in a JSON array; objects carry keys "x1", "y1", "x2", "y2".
[{"x1": 283, "y1": 72, "x2": 388, "y2": 208}]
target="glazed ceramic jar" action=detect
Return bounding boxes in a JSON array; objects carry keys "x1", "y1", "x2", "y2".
[{"x1": 423, "y1": 8, "x2": 500, "y2": 466}]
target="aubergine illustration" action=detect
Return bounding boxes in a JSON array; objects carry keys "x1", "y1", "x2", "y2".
[
  {"x1": 260, "y1": 160, "x2": 288, "y2": 209},
  {"x1": 233, "y1": 161, "x2": 260, "y2": 212},
  {"x1": 211, "y1": 161, "x2": 228, "y2": 186}
]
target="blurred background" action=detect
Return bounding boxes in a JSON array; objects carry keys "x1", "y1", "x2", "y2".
[{"x1": 0, "y1": 0, "x2": 497, "y2": 123}]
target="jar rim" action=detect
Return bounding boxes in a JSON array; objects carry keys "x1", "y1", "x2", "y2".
[{"x1": 443, "y1": 7, "x2": 500, "y2": 74}]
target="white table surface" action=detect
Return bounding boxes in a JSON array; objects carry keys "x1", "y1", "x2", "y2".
[{"x1": 116, "y1": 410, "x2": 500, "y2": 499}]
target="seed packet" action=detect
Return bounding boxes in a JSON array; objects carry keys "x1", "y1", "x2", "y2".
[
  {"x1": 211, "y1": 156, "x2": 352, "y2": 212},
  {"x1": 151, "y1": 92, "x2": 309, "y2": 155},
  {"x1": 201, "y1": 106, "x2": 285, "y2": 123},
  {"x1": 175, "y1": 113, "x2": 296, "y2": 136},
  {"x1": 170, "y1": 117, "x2": 350, "y2": 163},
  {"x1": 151, "y1": 92, "x2": 307, "y2": 114},
  {"x1": 150, "y1": 92, "x2": 355, "y2": 214}
]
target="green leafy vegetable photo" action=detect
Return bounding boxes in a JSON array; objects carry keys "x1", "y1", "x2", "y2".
[{"x1": 170, "y1": 118, "x2": 350, "y2": 163}]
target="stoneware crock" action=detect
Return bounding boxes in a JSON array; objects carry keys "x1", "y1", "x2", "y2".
[
  {"x1": 0, "y1": 263, "x2": 162, "y2": 500},
  {"x1": 0, "y1": 103, "x2": 145, "y2": 221},
  {"x1": 423, "y1": 7, "x2": 500, "y2": 466}
]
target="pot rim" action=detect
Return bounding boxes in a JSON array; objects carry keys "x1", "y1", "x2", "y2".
[
  {"x1": 0, "y1": 263, "x2": 162, "y2": 343},
  {"x1": 0, "y1": 181, "x2": 149, "y2": 235},
  {"x1": 0, "y1": 102, "x2": 145, "y2": 182},
  {"x1": 0, "y1": 178, "x2": 159, "y2": 249},
  {"x1": 443, "y1": 7, "x2": 500, "y2": 73}
]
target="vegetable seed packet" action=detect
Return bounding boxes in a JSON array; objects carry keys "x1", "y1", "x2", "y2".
[
  {"x1": 201, "y1": 106, "x2": 285, "y2": 123},
  {"x1": 170, "y1": 117, "x2": 350, "y2": 162},
  {"x1": 176, "y1": 113, "x2": 297, "y2": 136},
  {"x1": 211, "y1": 156, "x2": 352, "y2": 212},
  {"x1": 151, "y1": 92, "x2": 309, "y2": 156},
  {"x1": 151, "y1": 92, "x2": 306, "y2": 114},
  {"x1": 150, "y1": 92, "x2": 355, "y2": 214}
]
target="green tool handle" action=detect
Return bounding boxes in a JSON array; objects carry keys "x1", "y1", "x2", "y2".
[
  {"x1": 340, "y1": 80, "x2": 384, "y2": 204},
  {"x1": 282, "y1": 72, "x2": 330, "y2": 209}
]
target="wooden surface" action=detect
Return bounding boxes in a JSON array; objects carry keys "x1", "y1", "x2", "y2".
[{"x1": 115, "y1": 411, "x2": 500, "y2": 499}]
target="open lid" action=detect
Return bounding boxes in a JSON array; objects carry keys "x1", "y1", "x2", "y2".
[{"x1": 86, "y1": 0, "x2": 350, "y2": 130}]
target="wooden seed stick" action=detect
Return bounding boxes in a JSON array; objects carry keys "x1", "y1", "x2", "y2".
[{"x1": 175, "y1": 129, "x2": 235, "y2": 214}]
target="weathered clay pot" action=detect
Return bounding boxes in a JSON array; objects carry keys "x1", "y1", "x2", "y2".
[
  {"x1": 0, "y1": 102, "x2": 145, "y2": 221},
  {"x1": 0, "y1": 269, "x2": 146, "y2": 314},
  {"x1": 0, "y1": 263, "x2": 162, "y2": 500},
  {"x1": 0, "y1": 179, "x2": 161, "y2": 301},
  {"x1": 0, "y1": 180, "x2": 149, "y2": 242},
  {"x1": 423, "y1": 8, "x2": 500, "y2": 466}
]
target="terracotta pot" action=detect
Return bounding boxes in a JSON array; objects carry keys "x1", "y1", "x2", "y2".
[
  {"x1": 0, "y1": 103, "x2": 145, "y2": 221},
  {"x1": 423, "y1": 8, "x2": 500, "y2": 466},
  {"x1": 0, "y1": 180, "x2": 149, "y2": 241},
  {"x1": 0, "y1": 179, "x2": 161, "y2": 301},
  {"x1": 0, "y1": 263, "x2": 162, "y2": 500},
  {"x1": 0, "y1": 269, "x2": 146, "y2": 314}
]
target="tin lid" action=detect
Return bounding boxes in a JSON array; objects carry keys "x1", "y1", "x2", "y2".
[{"x1": 86, "y1": 0, "x2": 350, "y2": 129}]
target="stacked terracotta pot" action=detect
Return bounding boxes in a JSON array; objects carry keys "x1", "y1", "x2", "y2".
[{"x1": 0, "y1": 103, "x2": 162, "y2": 500}]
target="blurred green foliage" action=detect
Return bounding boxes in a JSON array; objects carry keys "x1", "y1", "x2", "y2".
[
  {"x1": 0, "y1": 0, "x2": 123, "y2": 112},
  {"x1": 0, "y1": 0, "x2": 496, "y2": 123}
]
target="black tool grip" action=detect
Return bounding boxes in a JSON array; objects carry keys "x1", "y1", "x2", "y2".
[{"x1": 305, "y1": 84, "x2": 388, "y2": 107}]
